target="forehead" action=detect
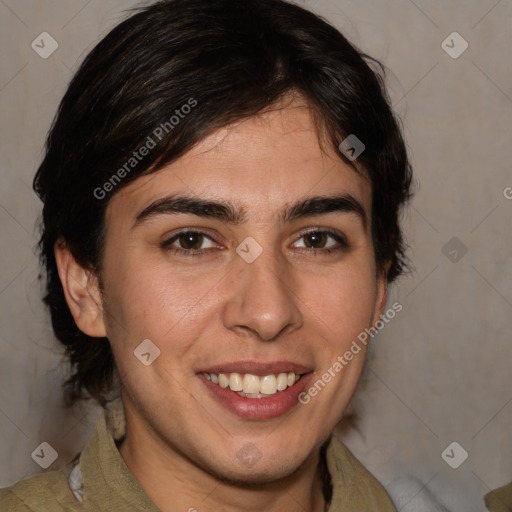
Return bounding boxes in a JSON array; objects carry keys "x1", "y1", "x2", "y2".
[{"x1": 108, "y1": 99, "x2": 371, "y2": 223}]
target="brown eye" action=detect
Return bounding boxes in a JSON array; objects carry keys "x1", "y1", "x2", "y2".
[
  {"x1": 303, "y1": 231, "x2": 328, "y2": 249},
  {"x1": 177, "y1": 232, "x2": 204, "y2": 250},
  {"x1": 161, "y1": 230, "x2": 218, "y2": 254},
  {"x1": 292, "y1": 230, "x2": 348, "y2": 253}
]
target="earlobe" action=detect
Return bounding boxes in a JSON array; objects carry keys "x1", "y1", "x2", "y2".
[{"x1": 54, "y1": 240, "x2": 107, "y2": 338}]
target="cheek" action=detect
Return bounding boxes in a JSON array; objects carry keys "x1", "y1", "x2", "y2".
[
  {"x1": 101, "y1": 265, "x2": 224, "y2": 392},
  {"x1": 103, "y1": 256, "x2": 224, "y2": 348},
  {"x1": 300, "y1": 261, "x2": 378, "y2": 345}
]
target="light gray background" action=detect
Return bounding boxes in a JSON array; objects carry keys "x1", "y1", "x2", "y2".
[{"x1": 0, "y1": 1, "x2": 511, "y2": 511}]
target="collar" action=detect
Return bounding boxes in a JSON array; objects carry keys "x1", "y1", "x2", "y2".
[{"x1": 70, "y1": 397, "x2": 160, "y2": 510}]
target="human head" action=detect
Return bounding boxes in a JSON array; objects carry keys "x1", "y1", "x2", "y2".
[{"x1": 34, "y1": 0, "x2": 412, "y2": 410}]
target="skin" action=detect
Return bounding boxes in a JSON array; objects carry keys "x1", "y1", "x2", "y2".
[{"x1": 56, "y1": 96, "x2": 388, "y2": 512}]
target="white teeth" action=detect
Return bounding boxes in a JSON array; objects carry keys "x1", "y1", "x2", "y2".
[
  {"x1": 260, "y1": 375, "x2": 277, "y2": 395},
  {"x1": 277, "y1": 372, "x2": 288, "y2": 391},
  {"x1": 219, "y1": 373, "x2": 229, "y2": 388},
  {"x1": 205, "y1": 371, "x2": 302, "y2": 397},
  {"x1": 229, "y1": 372, "x2": 243, "y2": 392},
  {"x1": 242, "y1": 374, "x2": 261, "y2": 394}
]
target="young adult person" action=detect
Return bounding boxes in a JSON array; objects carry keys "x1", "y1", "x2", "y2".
[{"x1": 0, "y1": 0, "x2": 413, "y2": 510}]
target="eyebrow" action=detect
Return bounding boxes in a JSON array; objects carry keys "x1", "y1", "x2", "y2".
[{"x1": 133, "y1": 194, "x2": 367, "y2": 230}]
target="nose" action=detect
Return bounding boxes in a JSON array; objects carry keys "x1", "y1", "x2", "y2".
[{"x1": 222, "y1": 248, "x2": 303, "y2": 341}]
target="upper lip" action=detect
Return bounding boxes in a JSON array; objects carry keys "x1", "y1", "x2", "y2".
[{"x1": 196, "y1": 360, "x2": 313, "y2": 376}]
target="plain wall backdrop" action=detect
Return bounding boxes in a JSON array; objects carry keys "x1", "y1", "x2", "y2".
[{"x1": 0, "y1": 1, "x2": 511, "y2": 510}]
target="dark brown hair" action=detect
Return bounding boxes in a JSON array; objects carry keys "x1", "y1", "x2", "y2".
[{"x1": 33, "y1": 0, "x2": 413, "y2": 407}]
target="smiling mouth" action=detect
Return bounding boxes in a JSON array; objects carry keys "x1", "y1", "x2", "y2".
[{"x1": 202, "y1": 372, "x2": 302, "y2": 398}]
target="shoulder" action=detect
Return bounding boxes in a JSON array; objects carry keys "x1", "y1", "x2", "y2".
[
  {"x1": 326, "y1": 436, "x2": 396, "y2": 511},
  {"x1": 484, "y1": 481, "x2": 512, "y2": 512},
  {"x1": 0, "y1": 464, "x2": 79, "y2": 512}
]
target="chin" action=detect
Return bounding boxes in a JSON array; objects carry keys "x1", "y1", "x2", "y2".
[
  {"x1": 212, "y1": 459, "x2": 303, "y2": 488},
  {"x1": 198, "y1": 428, "x2": 330, "y2": 488}
]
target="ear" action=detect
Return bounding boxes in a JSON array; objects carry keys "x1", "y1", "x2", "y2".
[
  {"x1": 371, "y1": 263, "x2": 390, "y2": 325},
  {"x1": 54, "y1": 240, "x2": 107, "y2": 338}
]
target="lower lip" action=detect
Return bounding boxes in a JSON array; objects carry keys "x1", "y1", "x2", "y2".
[{"x1": 199, "y1": 373, "x2": 313, "y2": 420}]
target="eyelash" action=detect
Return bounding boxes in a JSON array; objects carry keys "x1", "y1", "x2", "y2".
[{"x1": 160, "y1": 228, "x2": 349, "y2": 257}]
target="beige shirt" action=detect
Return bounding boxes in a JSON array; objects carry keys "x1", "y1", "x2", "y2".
[
  {"x1": 1, "y1": 398, "x2": 396, "y2": 511},
  {"x1": 485, "y1": 482, "x2": 512, "y2": 512}
]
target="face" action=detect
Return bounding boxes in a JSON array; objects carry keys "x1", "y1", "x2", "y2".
[{"x1": 89, "y1": 98, "x2": 387, "y2": 483}]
